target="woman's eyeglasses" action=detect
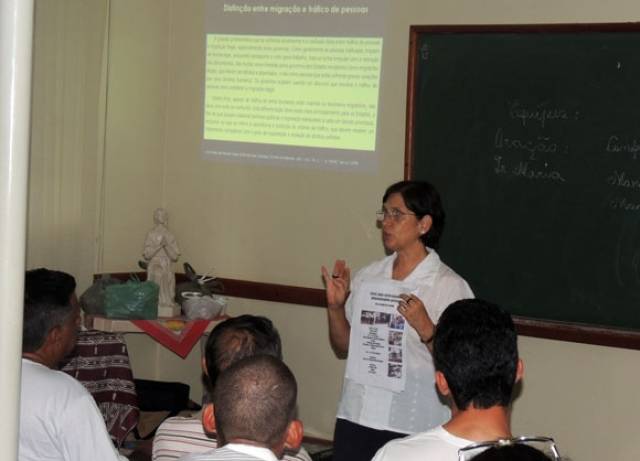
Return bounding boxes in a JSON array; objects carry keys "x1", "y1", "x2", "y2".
[
  {"x1": 458, "y1": 436, "x2": 561, "y2": 461},
  {"x1": 375, "y1": 209, "x2": 417, "y2": 222}
]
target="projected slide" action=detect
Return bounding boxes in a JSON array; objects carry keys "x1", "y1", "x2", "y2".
[
  {"x1": 204, "y1": 35, "x2": 382, "y2": 150},
  {"x1": 202, "y1": 1, "x2": 387, "y2": 171}
]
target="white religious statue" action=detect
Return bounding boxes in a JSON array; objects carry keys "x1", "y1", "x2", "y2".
[{"x1": 143, "y1": 208, "x2": 181, "y2": 317}]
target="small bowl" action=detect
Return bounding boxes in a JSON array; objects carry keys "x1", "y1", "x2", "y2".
[{"x1": 180, "y1": 291, "x2": 226, "y2": 320}]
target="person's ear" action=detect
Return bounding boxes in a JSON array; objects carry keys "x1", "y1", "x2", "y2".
[
  {"x1": 202, "y1": 403, "x2": 216, "y2": 434},
  {"x1": 515, "y1": 359, "x2": 524, "y2": 383},
  {"x1": 435, "y1": 371, "x2": 450, "y2": 396},
  {"x1": 47, "y1": 325, "x2": 64, "y2": 348},
  {"x1": 419, "y1": 215, "x2": 433, "y2": 235},
  {"x1": 201, "y1": 356, "x2": 208, "y2": 376},
  {"x1": 284, "y1": 419, "x2": 303, "y2": 451}
]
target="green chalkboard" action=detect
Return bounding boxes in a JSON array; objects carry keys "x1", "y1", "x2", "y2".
[{"x1": 407, "y1": 25, "x2": 640, "y2": 347}]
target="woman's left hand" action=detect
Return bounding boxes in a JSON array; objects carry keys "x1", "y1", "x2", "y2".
[{"x1": 398, "y1": 293, "x2": 435, "y2": 344}]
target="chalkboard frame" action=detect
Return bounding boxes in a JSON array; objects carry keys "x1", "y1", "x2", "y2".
[{"x1": 406, "y1": 23, "x2": 640, "y2": 350}]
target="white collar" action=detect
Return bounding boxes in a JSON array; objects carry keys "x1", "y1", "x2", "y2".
[
  {"x1": 22, "y1": 357, "x2": 48, "y2": 369},
  {"x1": 387, "y1": 247, "x2": 442, "y2": 283},
  {"x1": 225, "y1": 443, "x2": 279, "y2": 461}
]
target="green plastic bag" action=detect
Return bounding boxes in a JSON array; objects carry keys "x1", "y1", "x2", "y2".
[{"x1": 104, "y1": 280, "x2": 159, "y2": 319}]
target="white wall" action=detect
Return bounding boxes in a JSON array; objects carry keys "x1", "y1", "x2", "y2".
[{"x1": 28, "y1": 0, "x2": 108, "y2": 289}]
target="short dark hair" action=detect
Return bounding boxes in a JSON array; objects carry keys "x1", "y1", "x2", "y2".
[
  {"x1": 22, "y1": 269, "x2": 77, "y2": 353},
  {"x1": 433, "y1": 299, "x2": 518, "y2": 410},
  {"x1": 24, "y1": 268, "x2": 76, "y2": 306},
  {"x1": 204, "y1": 315, "x2": 282, "y2": 390},
  {"x1": 22, "y1": 301, "x2": 74, "y2": 352},
  {"x1": 471, "y1": 444, "x2": 553, "y2": 461},
  {"x1": 213, "y1": 355, "x2": 297, "y2": 447},
  {"x1": 382, "y1": 180, "x2": 445, "y2": 248}
]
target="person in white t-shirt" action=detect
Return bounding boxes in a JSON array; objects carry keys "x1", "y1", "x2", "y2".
[
  {"x1": 322, "y1": 180, "x2": 473, "y2": 461},
  {"x1": 20, "y1": 268, "x2": 126, "y2": 461},
  {"x1": 372, "y1": 299, "x2": 524, "y2": 461}
]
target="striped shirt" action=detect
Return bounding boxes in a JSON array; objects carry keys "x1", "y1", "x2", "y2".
[{"x1": 152, "y1": 415, "x2": 312, "y2": 461}]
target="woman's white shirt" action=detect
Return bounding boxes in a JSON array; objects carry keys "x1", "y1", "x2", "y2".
[{"x1": 336, "y1": 249, "x2": 474, "y2": 434}]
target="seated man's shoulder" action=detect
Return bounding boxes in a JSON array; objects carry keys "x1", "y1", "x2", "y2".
[
  {"x1": 373, "y1": 426, "x2": 466, "y2": 461},
  {"x1": 177, "y1": 446, "x2": 259, "y2": 461},
  {"x1": 153, "y1": 415, "x2": 218, "y2": 461},
  {"x1": 20, "y1": 362, "x2": 126, "y2": 461},
  {"x1": 284, "y1": 445, "x2": 312, "y2": 461},
  {"x1": 173, "y1": 443, "x2": 311, "y2": 461},
  {"x1": 23, "y1": 360, "x2": 88, "y2": 397},
  {"x1": 156, "y1": 415, "x2": 208, "y2": 436}
]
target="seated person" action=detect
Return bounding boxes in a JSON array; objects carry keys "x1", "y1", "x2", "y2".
[
  {"x1": 153, "y1": 315, "x2": 310, "y2": 461},
  {"x1": 179, "y1": 354, "x2": 303, "y2": 461},
  {"x1": 19, "y1": 268, "x2": 126, "y2": 461},
  {"x1": 372, "y1": 299, "x2": 524, "y2": 461}
]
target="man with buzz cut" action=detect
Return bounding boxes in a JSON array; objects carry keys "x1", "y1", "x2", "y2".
[
  {"x1": 371, "y1": 298, "x2": 524, "y2": 461},
  {"x1": 178, "y1": 354, "x2": 303, "y2": 461}
]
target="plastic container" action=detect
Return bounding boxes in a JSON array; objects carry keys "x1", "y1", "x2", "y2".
[{"x1": 180, "y1": 291, "x2": 227, "y2": 320}]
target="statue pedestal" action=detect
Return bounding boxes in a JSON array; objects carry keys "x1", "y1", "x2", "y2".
[{"x1": 158, "y1": 302, "x2": 181, "y2": 318}]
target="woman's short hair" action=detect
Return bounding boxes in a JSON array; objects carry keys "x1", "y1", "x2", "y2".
[{"x1": 383, "y1": 180, "x2": 445, "y2": 248}]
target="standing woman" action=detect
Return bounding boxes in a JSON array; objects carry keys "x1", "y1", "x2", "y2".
[{"x1": 322, "y1": 180, "x2": 473, "y2": 461}]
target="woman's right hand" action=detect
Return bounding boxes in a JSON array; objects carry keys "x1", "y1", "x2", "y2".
[
  {"x1": 321, "y1": 260, "x2": 351, "y2": 310},
  {"x1": 322, "y1": 260, "x2": 352, "y2": 357}
]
